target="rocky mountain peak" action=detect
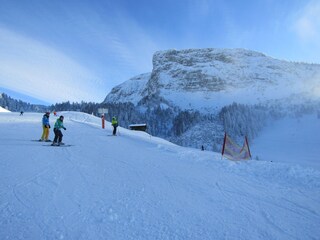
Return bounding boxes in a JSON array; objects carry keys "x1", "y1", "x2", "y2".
[
  {"x1": 152, "y1": 48, "x2": 266, "y2": 67},
  {"x1": 105, "y1": 48, "x2": 320, "y2": 111},
  {"x1": 102, "y1": 48, "x2": 319, "y2": 151}
]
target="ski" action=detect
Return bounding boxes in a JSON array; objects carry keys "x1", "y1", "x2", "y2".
[
  {"x1": 32, "y1": 139, "x2": 52, "y2": 142},
  {"x1": 43, "y1": 144, "x2": 73, "y2": 147}
]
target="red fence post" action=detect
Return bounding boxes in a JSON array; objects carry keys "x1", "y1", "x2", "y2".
[{"x1": 101, "y1": 114, "x2": 105, "y2": 129}]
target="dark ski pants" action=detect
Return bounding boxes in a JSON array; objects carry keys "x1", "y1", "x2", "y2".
[
  {"x1": 113, "y1": 126, "x2": 117, "y2": 135},
  {"x1": 53, "y1": 128, "x2": 63, "y2": 143}
]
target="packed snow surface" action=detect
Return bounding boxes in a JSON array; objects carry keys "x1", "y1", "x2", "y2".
[
  {"x1": 0, "y1": 112, "x2": 319, "y2": 239},
  {"x1": 252, "y1": 115, "x2": 320, "y2": 170},
  {"x1": 0, "y1": 106, "x2": 10, "y2": 112}
]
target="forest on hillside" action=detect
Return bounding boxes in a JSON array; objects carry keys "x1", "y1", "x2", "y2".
[{"x1": 2, "y1": 92, "x2": 319, "y2": 151}]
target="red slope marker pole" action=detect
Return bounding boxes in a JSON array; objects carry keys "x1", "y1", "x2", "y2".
[{"x1": 101, "y1": 114, "x2": 105, "y2": 129}]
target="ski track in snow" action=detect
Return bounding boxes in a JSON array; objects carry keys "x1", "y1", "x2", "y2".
[{"x1": 0, "y1": 112, "x2": 319, "y2": 239}]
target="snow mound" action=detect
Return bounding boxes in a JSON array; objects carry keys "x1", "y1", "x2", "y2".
[{"x1": 0, "y1": 106, "x2": 10, "y2": 112}]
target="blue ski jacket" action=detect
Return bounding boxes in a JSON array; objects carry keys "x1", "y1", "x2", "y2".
[{"x1": 42, "y1": 115, "x2": 50, "y2": 127}]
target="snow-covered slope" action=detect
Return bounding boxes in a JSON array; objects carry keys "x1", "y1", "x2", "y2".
[
  {"x1": 0, "y1": 111, "x2": 319, "y2": 239},
  {"x1": 251, "y1": 114, "x2": 320, "y2": 169},
  {"x1": 0, "y1": 106, "x2": 10, "y2": 112}
]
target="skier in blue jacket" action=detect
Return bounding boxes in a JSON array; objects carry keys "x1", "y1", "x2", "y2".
[{"x1": 40, "y1": 112, "x2": 51, "y2": 141}]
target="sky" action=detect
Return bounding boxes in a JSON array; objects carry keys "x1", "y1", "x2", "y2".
[{"x1": 0, "y1": 0, "x2": 319, "y2": 104}]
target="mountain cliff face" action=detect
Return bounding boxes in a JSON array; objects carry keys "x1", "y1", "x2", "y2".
[
  {"x1": 105, "y1": 73, "x2": 151, "y2": 106},
  {"x1": 103, "y1": 48, "x2": 320, "y2": 150}
]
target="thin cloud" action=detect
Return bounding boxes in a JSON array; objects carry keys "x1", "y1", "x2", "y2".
[
  {"x1": 0, "y1": 27, "x2": 104, "y2": 103},
  {"x1": 88, "y1": 9, "x2": 159, "y2": 73},
  {"x1": 55, "y1": 4, "x2": 160, "y2": 91},
  {"x1": 293, "y1": 0, "x2": 320, "y2": 42}
]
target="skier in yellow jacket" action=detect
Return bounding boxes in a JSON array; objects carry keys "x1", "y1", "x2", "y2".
[{"x1": 111, "y1": 117, "x2": 118, "y2": 136}]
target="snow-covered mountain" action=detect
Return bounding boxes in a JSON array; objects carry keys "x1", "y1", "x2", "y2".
[
  {"x1": 0, "y1": 111, "x2": 319, "y2": 239},
  {"x1": 106, "y1": 73, "x2": 151, "y2": 106},
  {"x1": 103, "y1": 48, "x2": 320, "y2": 150},
  {"x1": 105, "y1": 48, "x2": 320, "y2": 111}
]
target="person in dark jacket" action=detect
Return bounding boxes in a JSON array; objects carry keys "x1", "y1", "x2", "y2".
[{"x1": 52, "y1": 115, "x2": 66, "y2": 146}]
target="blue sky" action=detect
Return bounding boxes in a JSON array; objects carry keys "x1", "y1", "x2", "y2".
[{"x1": 0, "y1": 0, "x2": 319, "y2": 104}]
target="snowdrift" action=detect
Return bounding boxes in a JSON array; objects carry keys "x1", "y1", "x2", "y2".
[{"x1": 0, "y1": 106, "x2": 10, "y2": 112}]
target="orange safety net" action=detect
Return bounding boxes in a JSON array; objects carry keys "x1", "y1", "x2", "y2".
[{"x1": 221, "y1": 133, "x2": 251, "y2": 160}]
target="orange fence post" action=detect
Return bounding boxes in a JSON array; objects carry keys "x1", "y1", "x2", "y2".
[{"x1": 98, "y1": 108, "x2": 108, "y2": 129}]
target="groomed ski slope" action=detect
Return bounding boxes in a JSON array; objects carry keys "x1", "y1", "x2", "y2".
[
  {"x1": 0, "y1": 112, "x2": 319, "y2": 240},
  {"x1": 251, "y1": 114, "x2": 320, "y2": 170}
]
